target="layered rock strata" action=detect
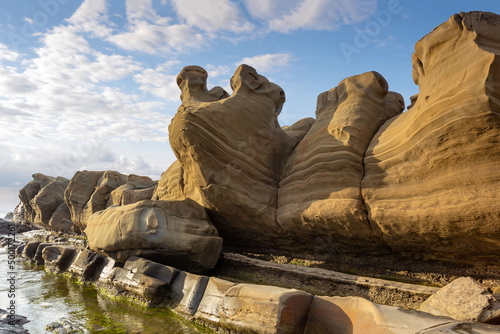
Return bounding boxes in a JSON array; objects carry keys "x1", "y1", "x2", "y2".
[
  {"x1": 162, "y1": 11, "x2": 500, "y2": 263},
  {"x1": 167, "y1": 64, "x2": 311, "y2": 248},
  {"x1": 19, "y1": 174, "x2": 74, "y2": 233},
  {"x1": 362, "y1": 11, "x2": 500, "y2": 263},
  {"x1": 85, "y1": 199, "x2": 223, "y2": 273},
  {"x1": 3, "y1": 239, "x2": 500, "y2": 333},
  {"x1": 278, "y1": 72, "x2": 404, "y2": 252},
  {"x1": 64, "y1": 170, "x2": 127, "y2": 231}
]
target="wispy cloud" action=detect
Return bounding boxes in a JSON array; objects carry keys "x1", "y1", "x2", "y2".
[
  {"x1": 245, "y1": 0, "x2": 377, "y2": 33},
  {"x1": 0, "y1": 42, "x2": 21, "y2": 62},
  {"x1": 171, "y1": 0, "x2": 254, "y2": 33},
  {"x1": 237, "y1": 53, "x2": 294, "y2": 73}
]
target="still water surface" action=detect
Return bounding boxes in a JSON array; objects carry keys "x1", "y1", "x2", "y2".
[{"x1": 0, "y1": 243, "x2": 212, "y2": 333}]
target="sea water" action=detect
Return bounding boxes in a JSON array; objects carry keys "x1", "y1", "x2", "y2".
[{"x1": 0, "y1": 241, "x2": 212, "y2": 333}]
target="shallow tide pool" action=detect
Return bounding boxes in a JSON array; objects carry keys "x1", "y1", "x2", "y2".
[{"x1": 0, "y1": 245, "x2": 213, "y2": 333}]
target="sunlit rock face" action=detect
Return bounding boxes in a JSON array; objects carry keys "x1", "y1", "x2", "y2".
[
  {"x1": 19, "y1": 173, "x2": 74, "y2": 233},
  {"x1": 107, "y1": 174, "x2": 158, "y2": 206},
  {"x1": 161, "y1": 12, "x2": 500, "y2": 264},
  {"x1": 64, "y1": 171, "x2": 158, "y2": 232},
  {"x1": 85, "y1": 199, "x2": 223, "y2": 273},
  {"x1": 64, "y1": 170, "x2": 127, "y2": 232},
  {"x1": 278, "y1": 72, "x2": 404, "y2": 253},
  {"x1": 167, "y1": 64, "x2": 311, "y2": 248},
  {"x1": 362, "y1": 11, "x2": 500, "y2": 263}
]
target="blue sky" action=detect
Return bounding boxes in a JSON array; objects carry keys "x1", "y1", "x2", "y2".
[{"x1": 0, "y1": 0, "x2": 498, "y2": 213}]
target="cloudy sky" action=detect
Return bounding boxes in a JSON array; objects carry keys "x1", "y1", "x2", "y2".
[{"x1": 0, "y1": 0, "x2": 497, "y2": 213}]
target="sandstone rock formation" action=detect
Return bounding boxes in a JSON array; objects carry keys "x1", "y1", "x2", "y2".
[
  {"x1": 64, "y1": 170, "x2": 159, "y2": 232},
  {"x1": 84, "y1": 199, "x2": 223, "y2": 273},
  {"x1": 159, "y1": 11, "x2": 500, "y2": 263},
  {"x1": 362, "y1": 11, "x2": 500, "y2": 263},
  {"x1": 64, "y1": 170, "x2": 127, "y2": 232},
  {"x1": 420, "y1": 277, "x2": 500, "y2": 324},
  {"x1": 278, "y1": 72, "x2": 404, "y2": 252},
  {"x1": 18, "y1": 174, "x2": 74, "y2": 233},
  {"x1": 107, "y1": 174, "x2": 157, "y2": 206},
  {"x1": 220, "y1": 284, "x2": 313, "y2": 333},
  {"x1": 167, "y1": 64, "x2": 312, "y2": 248},
  {"x1": 152, "y1": 160, "x2": 186, "y2": 202}
]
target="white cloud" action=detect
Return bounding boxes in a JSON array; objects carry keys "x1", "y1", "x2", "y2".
[
  {"x1": 0, "y1": 43, "x2": 21, "y2": 62},
  {"x1": 244, "y1": 0, "x2": 302, "y2": 20},
  {"x1": 205, "y1": 64, "x2": 231, "y2": 78},
  {"x1": 246, "y1": 0, "x2": 377, "y2": 32},
  {"x1": 125, "y1": 0, "x2": 164, "y2": 23},
  {"x1": 237, "y1": 53, "x2": 293, "y2": 73},
  {"x1": 83, "y1": 53, "x2": 144, "y2": 82},
  {"x1": 67, "y1": 0, "x2": 113, "y2": 38},
  {"x1": 134, "y1": 67, "x2": 179, "y2": 101},
  {"x1": 109, "y1": 21, "x2": 203, "y2": 54},
  {"x1": 0, "y1": 66, "x2": 36, "y2": 95},
  {"x1": 171, "y1": 0, "x2": 254, "y2": 32},
  {"x1": 0, "y1": 142, "x2": 164, "y2": 186}
]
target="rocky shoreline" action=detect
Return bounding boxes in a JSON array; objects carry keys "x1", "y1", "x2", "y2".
[
  {"x1": 1, "y1": 227, "x2": 500, "y2": 333},
  {"x1": 1, "y1": 9, "x2": 500, "y2": 334}
]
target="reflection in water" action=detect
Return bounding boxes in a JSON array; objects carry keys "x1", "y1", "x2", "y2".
[{"x1": 0, "y1": 247, "x2": 211, "y2": 333}]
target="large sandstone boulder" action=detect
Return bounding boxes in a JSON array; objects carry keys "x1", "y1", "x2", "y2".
[
  {"x1": 304, "y1": 295, "x2": 500, "y2": 334},
  {"x1": 278, "y1": 72, "x2": 404, "y2": 253},
  {"x1": 420, "y1": 277, "x2": 500, "y2": 324},
  {"x1": 107, "y1": 174, "x2": 157, "y2": 206},
  {"x1": 220, "y1": 284, "x2": 313, "y2": 334},
  {"x1": 11, "y1": 202, "x2": 28, "y2": 224},
  {"x1": 152, "y1": 160, "x2": 186, "y2": 202},
  {"x1": 64, "y1": 170, "x2": 158, "y2": 232},
  {"x1": 64, "y1": 170, "x2": 127, "y2": 232},
  {"x1": 84, "y1": 199, "x2": 223, "y2": 273},
  {"x1": 19, "y1": 173, "x2": 55, "y2": 224},
  {"x1": 167, "y1": 64, "x2": 310, "y2": 249},
  {"x1": 18, "y1": 174, "x2": 74, "y2": 233},
  {"x1": 362, "y1": 11, "x2": 500, "y2": 263},
  {"x1": 160, "y1": 11, "x2": 500, "y2": 264}
]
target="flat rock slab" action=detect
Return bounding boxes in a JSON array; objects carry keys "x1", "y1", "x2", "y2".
[
  {"x1": 194, "y1": 277, "x2": 237, "y2": 326},
  {"x1": 68, "y1": 249, "x2": 105, "y2": 280},
  {"x1": 420, "y1": 277, "x2": 500, "y2": 324},
  {"x1": 222, "y1": 253, "x2": 438, "y2": 295},
  {"x1": 168, "y1": 271, "x2": 209, "y2": 317},
  {"x1": 220, "y1": 283, "x2": 313, "y2": 334},
  {"x1": 110, "y1": 267, "x2": 168, "y2": 304},
  {"x1": 15, "y1": 243, "x2": 26, "y2": 257},
  {"x1": 33, "y1": 243, "x2": 52, "y2": 265},
  {"x1": 42, "y1": 245, "x2": 77, "y2": 273},
  {"x1": 418, "y1": 322, "x2": 500, "y2": 333},
  {"x1": 304, "y1": 296, "x2": 454, "y2": 334},
  {"x1": 21, "y1": 241, "x2": 41, "y2": 261},
  {"x1": 98, "y1": 257, "x2": 117, "y2": 284},
  {"x1": 304, "y1": 295, "x2": 500, "y2": 334},
  {"x1": 124, "y1": 256, "x2": 179, "y2": 285}
]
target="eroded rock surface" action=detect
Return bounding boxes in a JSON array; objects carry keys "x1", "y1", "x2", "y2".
[
  {"x1": 107, "y1": 174, "x2": 157, "y2": 206},
  {"x1": 64, "y1": 170, "x2": 126, "y2": 232},
  {"x1": 160, "y1": 11, "x2": 500, "y2": 263},
  {"x1": 362, "y1": 11, "x2": 500, "y2": 263},
  {"x1": 420, "y1": 277, "x2": 500, "y2": 324},
  {"x1": 278, "y1": 72, "x2": 404, "y2": 252},
  {"x1": 64, "y1": 170, "x2": 160, "y2": 232},
  {"x1": 19, "y1": 174, "x2": 73, "y2": 233},
  {"x1": 168, "y1": 64, "x2": 307, "y2": 249},
  {"x1": 220, "y1": 284, "x2": 313, "y2": 334},
  {"x1": 85, "y1": 199, "x2": 223, "y2": 273}
]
